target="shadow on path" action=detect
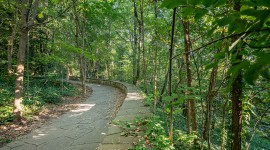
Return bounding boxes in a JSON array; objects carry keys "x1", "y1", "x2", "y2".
[{"x1": 1, "y1": 83, "x2": 123, "y2": 150}]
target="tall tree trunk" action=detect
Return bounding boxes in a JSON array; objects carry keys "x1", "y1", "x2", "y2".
[
  {"x1": 14, "y1": 29, "x2": 28, "y2": 124},
  {"x1": 81, "y1": 0, "x2": 87, "y2": 95},
  {"x1": 140, "y1": 0, "x2": 148, "y2": 93},
  {"x1": 231, "y1": 2, "x2": 242, "y2": 150},
  {"x1": 72, "y1": 0, "x2": 86, "y2": 96},
  {"x1": 133, "y1": 0, "x2": 141, "y2": 85},
  {"x1": 153, "y1": 0, "x2": 158, "y2": 112},
  {"x1": 231, "y1": 50, "x2": 243, "y2": 150},
  {"x1": 204, "y1": 58, "x2": 219, "y2": 149},
  {"x1": 182, "y1": 20, "x2": 197, "y2": 133},
  {"x1": 14, "y1": 0, "x2": 39, "y2": 124},
  {"x1": 204, "y1": 33, "x2": 224, "y2": 146},
  {"x1": 132, "y1": 0, "x2": 139, "y2": 85},
  {"x1": 168, "y1": 8, "x2": 177, "y2": 143}
]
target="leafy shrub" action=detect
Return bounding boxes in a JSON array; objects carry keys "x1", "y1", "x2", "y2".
[
  {"x1": 0, "y1": 106, "x2": 13, "y2": 124},
  {"x1": 174, "y1": 130, "x2": 198, "y2": 150},
  {"x1": 135, "y1": 116, "x2": 174, "y2": 150},
  {"x1": 61, "y1": 82, "x2": 77, "y2": 97},
  {"x1": 0, "y1": 76, "x2": 77, "y2": 124},
  {"x1": 41, "y1": 86, "x2": 61, "y2": 104}
]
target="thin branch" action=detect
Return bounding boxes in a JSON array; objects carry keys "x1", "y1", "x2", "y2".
[{"x1": 172, "y1": 28, "x2": 270, "y2": 59}]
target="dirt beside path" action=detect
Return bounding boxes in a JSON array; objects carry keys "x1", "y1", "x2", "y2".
[{"x1": 1, "y1": 82, "x2": 125, "y2": 150}]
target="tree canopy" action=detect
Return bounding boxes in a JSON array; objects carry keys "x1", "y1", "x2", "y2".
[{"x1": 0, "y1": 0, "x2": 269, "y2": 149}]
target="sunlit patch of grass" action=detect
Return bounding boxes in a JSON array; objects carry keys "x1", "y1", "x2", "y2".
[
  {"x1": 22, "y1": 105, "x2": 45, "y2": 122},
  {"x1": 0, "y1": 106, "x2": 13, "y2": 124}
]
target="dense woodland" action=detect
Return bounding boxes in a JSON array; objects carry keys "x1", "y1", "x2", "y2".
[{"x1": 0, "y1": 0, "x2": 269, "y2": 149}]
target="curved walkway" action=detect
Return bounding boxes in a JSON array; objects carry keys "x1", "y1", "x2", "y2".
[
  {"x1": 1, "y1": 83, "x2": 122, "y2": 150},
  {"x1": 98, "y1": 82, "x2": 151, "y2": 150}
]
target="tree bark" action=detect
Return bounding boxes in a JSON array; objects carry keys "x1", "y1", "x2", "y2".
[
  {"x1": 81, "y1": 0, "x2": 87, "y2": 95},
  {"x1": 132, "y1": 0, "x2": 139, "y2": 85},
  {"x1": 204, "y1": 33, "x2": 224, "y2": 145},
  {"x1": 231, "y1": 2, "x2": 242, "y2": 150},
  {"x1": 204, "y1": 61, "x2": 219, "y2": 148},
  {"x1": 133, "y1": 0, "x2": 141, "y2": 85},
  {"x1": 182, "y1": 20, "x2": 197, "y2": 133},
  {"x1": 168, "y1": 8, "x2": 177, "y2": 142},
  {"x1": 14, "y1": 29, "x2": 28, "y2": 124},
  {"x1": 153, "y1": 0, "x2": 158, "y2": 112},
  {"x1": 72, "y1": 0, "x2": 86, "y2": 96},
  {"x1": 140, "y1": 0, "x2": 148, "y2": 93},
  {"x1": 14, "y1": 0, "x2": 39, "y2": 124}
]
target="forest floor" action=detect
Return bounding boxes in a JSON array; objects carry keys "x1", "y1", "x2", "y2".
[{"x1": 0, "y1": 82, "x2": 126, "y2": 150}]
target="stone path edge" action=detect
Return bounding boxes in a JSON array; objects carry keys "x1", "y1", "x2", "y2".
[
  {"x1": 82, "y1": 78, "x2": 151, "y2": 150},
  {"x1": 69, "y1": 78, "x2": 151, "y2": 149},
  {"x1": 86, "y1": 79, "x2": 128, "y2": 96}
]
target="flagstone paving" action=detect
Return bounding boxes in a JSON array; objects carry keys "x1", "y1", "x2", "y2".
[
  {"x1": 1, "y1": 81, "x2": 150, "y2": 150},
  {"x1": 98, "y1": 82, "x2": 151, "y2": 150}
]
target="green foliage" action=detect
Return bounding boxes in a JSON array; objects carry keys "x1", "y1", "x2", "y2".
[
  {"x1": 144, "y1": 94, "x2": 154, "y2": 107},
  {"x1": 174, "y1": 130, "x2": 198, "y2": 149},
  {"x1": 0, "y1": 76, "x2": 15, "y2": 124},
  {"x1": 0, "y1": 106, "x2": 13, "y2": 124},
  {"x1": 135, "y1": 116, "x2": 174, "y2": 150},
  {"x1": 161, "y1": 0, "x2": 187, "y2": 9},
  {"x1": 55, "y1": 41, "x2": 96, "y2": 60},
  {"x1": 25, "y1": 77, "x2": 77, "y2": 104},
  {"x1": 205, "y1": 62, "x2": 219, "y2": 70},
  {"x1": 0, "y1": 76, "x2": 77, "y2": 124},
  {"x1": 51, "y1": 0, "x2": 59, "y2": 4},
  {"x1": 113, "y1": 117, "x2": 149, "y2": 138},
  {"x1": 1, "y1": 0, "x2": 270, "y2": 149},
  {"x1": 244, "y1": 51, "x2": 270, "y2": 85}
]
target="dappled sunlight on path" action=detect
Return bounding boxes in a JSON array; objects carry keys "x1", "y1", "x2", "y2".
[{"x1": 1, "y1": 83, "x2": 123, "y2": 150}]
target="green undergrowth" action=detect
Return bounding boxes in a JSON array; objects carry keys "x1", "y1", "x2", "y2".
[
  {"x1": 133, "y1": 116, "x2": 174, "y2": 150},
  {"x1": 129, "y1": 116, "x2": 200, "y2": 150},
  {"x1": 132, "y1": 94, "x2": 270, "y2": 150},
  {"x1": 0, "y1": 76, "x2": 77, "y2": 125},
  {"x1": 112, "y1": 117, "x2": 148, "y2": 137}
]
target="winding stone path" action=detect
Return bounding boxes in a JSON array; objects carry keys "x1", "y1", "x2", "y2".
[
  {"x1": 1, "y1": 83, "x2": 122, "y2": 150},
  {"x1": 98, "y1": 82, "x2": 151, "y2": 150}
]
